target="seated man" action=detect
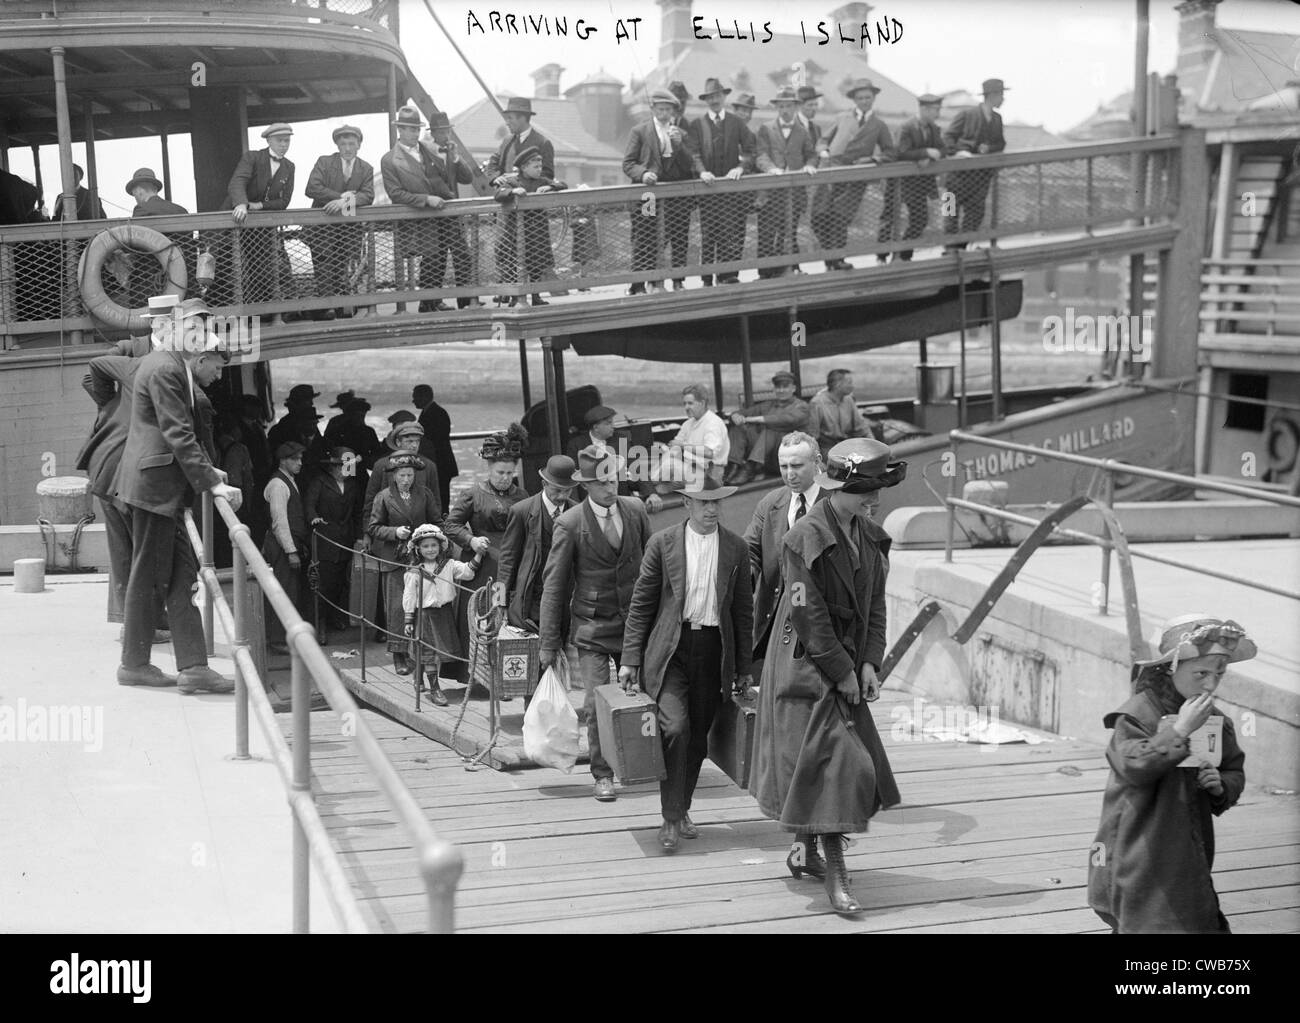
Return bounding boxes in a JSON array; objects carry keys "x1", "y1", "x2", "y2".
[
  {"x1": 807, "y1": 368, "x2": 876, "y2": 459},
  {"x1": 653, "y1": 383, "x2": 729, "y2": 486},
  {"x1": 724, "y1": 371, "x2": 810, "y2": 484}
]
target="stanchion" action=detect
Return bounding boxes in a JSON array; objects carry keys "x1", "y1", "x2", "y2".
[
  {"x1": 233, "y1": 537, "x2": 250, "y2": 760},
  {"x1": 290, "y1": 634, "x2": 312, "y2": 933},
  {"x1": 201, "y1": 490, "x2": 215, "y2": 656}
]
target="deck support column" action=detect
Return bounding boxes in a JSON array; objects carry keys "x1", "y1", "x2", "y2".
[
  {"x1": 1153, "y1": 128, "x2": 1207, "y2": 386},
  {"x1": 50, "y1": 46, "x2": 83, "y2": 344},
  {"x1": 739, "y1": 314, "x2": 754, "y2": 407}
]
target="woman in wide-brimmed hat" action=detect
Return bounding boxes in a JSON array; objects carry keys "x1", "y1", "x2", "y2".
[
  {"x1": 749, "y1": 438, "x2": 906, "y2": 917},
  {"x1": 1088, "y1": 614, "x2": 1254, "y2": 933},
  {"x1": 367, "y1": 452, "x2": 442, "y2": 675}
]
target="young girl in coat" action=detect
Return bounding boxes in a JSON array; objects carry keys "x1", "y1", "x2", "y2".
[
  {"x1": 1087, "y1": 613, "x2": 1253, "y2": 933},
  {"x1": 402, "y1": 523, "x2": 483, "y2": 707}
]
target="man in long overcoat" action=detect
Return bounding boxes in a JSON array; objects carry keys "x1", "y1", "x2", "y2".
[{"x1": 498, "y1": 455, "x2": 577, "y2": 633}]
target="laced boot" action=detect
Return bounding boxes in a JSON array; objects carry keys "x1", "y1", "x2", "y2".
[
  {"x1": 786, "y1": 833, "x2": 826, "y2": 880},
  {"x1": 821, "y1": 834, "x2": 862, "y2": 915}
]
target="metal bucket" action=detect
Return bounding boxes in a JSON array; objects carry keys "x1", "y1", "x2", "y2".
[{"x1": 915, "y1": 363, "x2": 956, "y2": 404}]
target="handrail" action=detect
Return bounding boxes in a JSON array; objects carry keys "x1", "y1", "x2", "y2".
[
  {"x1": 184, "y1": 491, "x2": 463, "y2": 933},
  {"x1": 943, "y1": 430, "x2": 1300, "y2": 603}
]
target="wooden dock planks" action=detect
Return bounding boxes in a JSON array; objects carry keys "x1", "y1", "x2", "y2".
[{"x1": 284, "y1": 690, "x2": 1300, "y2": 934}]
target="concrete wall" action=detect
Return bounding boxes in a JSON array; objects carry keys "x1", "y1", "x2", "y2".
[{"x1": 885, "y1": 552, "x2": 1299, "y2": 793}]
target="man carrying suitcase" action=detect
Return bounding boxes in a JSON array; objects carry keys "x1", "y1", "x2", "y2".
[{"x1": 619, "y1": 476, "x2": 753, "y2": 852}]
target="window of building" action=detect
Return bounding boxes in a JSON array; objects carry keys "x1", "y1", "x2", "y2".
[{"x1": 1223, "y1": 372, "x2": 1268, "y2": 432}]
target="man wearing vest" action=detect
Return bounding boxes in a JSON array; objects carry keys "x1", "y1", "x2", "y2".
[
  {"x1": 756, "y1": 87, "x2": 819, "y2": 278},
  {"x1": 623, "y1": 90, "x2": 697, "y2": 294},
  {"x1": 689, "y1": 77, "x2": 757, "y2": 286},
  {"x1": 304, "y1": 124, "x2": 375, "y2": 319},
  {"x1": 227, "y1": 123, "x2": 297, "y2": 308},
  {"x1": 264, "y1": 441, "x2": 310, "y2": 656},
  {"x1": 811, "y1": 79, "x2": 895, "y2": 271},
  {"x1": 539, "y1": 447, "x2": 651, "y2": 802},
  {"x1": 879, "y1": 94, "x2": 945, "y2": 261},
  {"x1": 942, "y1": 78, "x2": 1008, "y2": 250}
]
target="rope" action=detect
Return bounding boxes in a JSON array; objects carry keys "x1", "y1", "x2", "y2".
[
  {"x1": 312, "y1": 529, "x2": 482, "y2": 595},
  {"x1": 451, "y1": 583, "x2": 507, "y2": 771}
]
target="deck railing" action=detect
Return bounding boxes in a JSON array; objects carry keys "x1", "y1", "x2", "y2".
[
  {"x1": 1200, "y1": 257, "x2": 1300, "y2": 340},
  {"x1": 182, "y1": 490, "x2": 462, "y2": 934},
  {"x1": 0, "y1": 135, "x2": 1180, "y2": 344}
]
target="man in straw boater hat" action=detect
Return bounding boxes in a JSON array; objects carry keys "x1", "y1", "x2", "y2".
[
  {"x1": 879, "y1": 93, "x2": 945, "y2": 262},
  {"x1": 812, "y1": 77, "x2": 895, "y2": 272},
  {"x1": 620, "y1": 475, "x2": 754, "y2": 853},
  {"x1": 689, "y1": 76, "x2": 756, "y2": 286},
  {"x1": 498, "y1": 454, "x2": 579, "y2": 635},
  {"x1": 1088, "y1": 614, "x2": 1253, "y2": 934},
  {"x1": 749, "y1": 438, "x2": 905, "y2": 916},
  {"x1": 227, "y1": 123, "x2": 297, "y2": 312},
  {"x1": 623, "y1": 88, "x2": 697, "y2": 294},
  {"x1": 539, "y1": 446, "x2": 652, "y2": 802},
  {"x1": 304, "y1": 123, "x2": 375, "y2": 320},
  {"x1": 755, "y1": 86, "x2": 819, "y2": 279},
  {"x1": 380, "y1": 106, "x2": 481, "y2": 312},
  {"x1": 109, "y1": 303, "x2": 242, "y2": 694},
  {"x1": 942, "y1": 78, "x2": 1007, "y2": 251}
]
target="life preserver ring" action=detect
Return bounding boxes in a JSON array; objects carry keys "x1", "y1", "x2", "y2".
[
  {"x1": 1265, "y1": 414, "x2": 1300, "y2": 476},
  {"x1": 78, "y1": 223, "x2": 187, "y2": 332}
]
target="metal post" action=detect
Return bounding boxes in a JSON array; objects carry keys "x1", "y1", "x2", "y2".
[
  {"x1": 413, "y1": 565, "x2": 422, "y2": 713},
  {"x1": 233, "y1": 537, "x2": 250, "y2": 759},
  {"x1": 50, "y1": 46, "x2": 83, "y2": 344},
  {"x1": 1097, "y1": 471, "x2": 1114, "y2": 616},
  {"x1": 541, "y1": 336, "x2": 562, "y2": 456},
  {"x1": 955, "y1": 251, "x2": 968, "y2": 429},
  {"x1": 290, "y1": 641, "x2": 311, "y2": 934},
  {"x1": 1132, "y1": 0, "x2": 1150, "y2": 220},
  {"x1": 387, "y1": 66, "x2": 399, "y2": 149},
  {"x1": 82, "y1": 99, "x2": 100, "y2": 217},
  {"x1": 712, "y1": 362, "x2": 724, "y2": 412},
  {"x1": 359, "y1": 548, "x2": 368, "y2": 681},
  {"x1": 160, "y1": 130, "x2": 173, "y2": 200},
  {"x1": 518, "y1": 338, "x2": 532, "y2": 411},
  {"x1": 202, "y1": 490, "x2": 215, "y2": 656},
  {"x1": 988, "y1": 260, "x2": 1003, "y2": 422},
  {"x1": 739, "y1": 314, "x2": 754, "y2": 407},
  {"x1": 944, "y1": 432, "x2": 959, "y2": 564},
  {"x1": 788, "y1": 306, "x2": 801, "y2": 392}
]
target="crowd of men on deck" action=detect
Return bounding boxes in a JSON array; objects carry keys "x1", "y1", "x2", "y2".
[{"x1": 23, "y1": 73, "x2": 1011, "y2": 309}]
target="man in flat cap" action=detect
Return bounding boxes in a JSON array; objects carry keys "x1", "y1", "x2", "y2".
[
  {"x1": 689, "y1": 77, "x2": 757, "y2": 286},
  {"x1": 812, "y1": 79, "x2": 895, "y2": 271},
  {"x1": 756, "y1": 87, "x2": 819, "y2": 278},
  {"x1": 263, "y1": 440, "x2": 310, "y2": 655},
  {"x1": 623, "y1": 90, "x2": 697, "y2": 294},
  {"x1": 724, "y1": 371, "x2": 811, "y2": 485},
  {"x1": 227, "y1": 123, "x2": 297, "y2": 310},
  {"x1": 879, "y1": 94, "x2": 945, "y2": 262},
  {"x1": 943, "y1": 79, "x2": 1007, "y2": 250},
  {"x1": 381, "y1": 107, "x2": 480, "y2": 311},
  {"x1": 305, "y1": 125, "x2": 375, "y2": 319}
]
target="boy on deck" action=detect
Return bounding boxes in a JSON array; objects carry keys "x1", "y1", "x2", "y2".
[{"x1": 493, "y1": 146, "x2": 567, "y2": 308}]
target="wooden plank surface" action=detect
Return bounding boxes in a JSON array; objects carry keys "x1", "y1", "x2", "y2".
[{"x1": 283, "y1": 689, "x2": 1300, "y2": 934}]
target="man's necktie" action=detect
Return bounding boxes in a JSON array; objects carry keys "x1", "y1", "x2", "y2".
[
  {"x1": 602, "y1": 509, "x2": 620, "y2": 547},
  {"x1": 794, "y1": 493, "x2": 807, "y2": 522},
  {"x1": 552, "y1": 504, "x2": 562, "y2": 524}
]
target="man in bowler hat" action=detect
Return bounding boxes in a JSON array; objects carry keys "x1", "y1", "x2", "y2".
[
  {"x1": 497, "y1": 454, "x2": 578, "y2": 633},
  {"x1": 943, "y1": 79, "x2": 1008, "y2": 249}
]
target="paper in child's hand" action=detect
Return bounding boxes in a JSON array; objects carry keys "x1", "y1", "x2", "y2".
[{"x1": 1161, "y1": 713, "x2": 1224, "y2": 768}]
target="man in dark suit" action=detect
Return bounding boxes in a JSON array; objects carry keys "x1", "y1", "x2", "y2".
[
  {"x1": 812, "y1": 79, "x2": 895, "y2": 271},
  {"x1": 623, "y1": 90, "x2": 697, "y2": 295},
  {"x1": 620, "y1": 476, "x2": 753, "y2": 852},
  {"x1": 943, "y1": 78, "x2": 1008, "y2": 249},
  {"x1": 796, "y1": 86, "x2": 822, "y2": 147},
  {"x1": 879, "y1": 94, "x2": 945, "y2": 261},
  {"x1": 227, "y1": 123, "x2": 296, "y2": 306},
  {"x1": 412, "y1": 383, "x2": 458, "y2": 512},
  {"x1": 126, "y1": 168, "x2": 189, "y2": 306},
  {"x1": 742, "y1": 431, "x2": 826, "y2": 666},
  {"x1": 689, "y1": 77, "x2": 757, "y2": 286},
  {"x1": 110, "y1": 318, "x2": 243, "y2": 692},
  {"x1": 756, "y1": 87, "x2": 819, "y2": 278},
  {"x1": 56, "y1": 164, "x2": 105, "y2": 221},
  {"x1": 381, "y1": 107, "x2": 480, "y2": 311},
  {"x1": 484, "y1": 96, "x2": 556, "y2": 183},
  {"x1": 498, "y1": 454, "x2": 577, "y2": 632},
  {"x1": 304, "y1": 124, "x2": 374, "y2": 319},
  {"x1": 539, "y1": 447, "x2": 652, "y2": 802}
]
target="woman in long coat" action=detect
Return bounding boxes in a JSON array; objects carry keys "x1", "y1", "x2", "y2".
[
  {"x1": 305, "y1": 445, "x2": 364, "y2": 632},
  {"x1": 367, "y1": 453, "x2": 441, "y2": 675},
  {"x1": 750, "y1": 438, "x2": 906, "y2": 915},
  {"x1": 444, "y1": 425, "x2": 530, "y2": 689}
]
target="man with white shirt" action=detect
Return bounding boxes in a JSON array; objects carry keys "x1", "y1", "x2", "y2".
[
  {"x1": 539, "y1": 447, "x2": 651, "y2": 803},
  {"x1": 565, "y1": 404, "x2": 663, "y2": 512},
  {"x1": 656, "y1": 384, "x2": 729, "y2": 486},
  {"x1": 263, "y1": 441, "x2": 309, "y2": 656},
  {"x1": 623, "y1": 90, "x2": 697, "y2": 294},
  {"x1": 743, "y1": 432, "x2": 827, "y2": 665},
  {"x1": 620, "y1": 475, "x2": 754, "y2": 852},
  {"x1": 227, "y1": 123, "x2": 296, "y2": 307}
]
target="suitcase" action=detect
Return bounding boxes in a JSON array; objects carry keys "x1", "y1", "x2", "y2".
[
  {"x1": 594, "y1": 684, "x2": 666, "y2": 784},
  {"x1": 347, "y1": 547, "x2": 381, "y2": 629},
  {"x1": 707, "y1": 688, "x2": 758, "y2": 788}
]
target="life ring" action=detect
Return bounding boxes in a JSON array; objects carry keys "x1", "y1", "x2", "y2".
[
  {"x1": 78, "y1": 223, "x2": 186, "y2": 332},
  {"x1": 1265, "y1": 414, "x2": 1300, "y2": 476}
]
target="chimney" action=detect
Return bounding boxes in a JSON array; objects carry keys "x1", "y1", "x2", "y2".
[
  {"x1": 566, "y1": 70, "x2": 625, "y2": 146},
  {"x1": 658, "y1": 0, "x2": 694, "y2": 65},
  {"x1": 829, "y1": 3, "x2": 874, "y2": 25},
  {"x1": 531, "y1": 62, "x2": 564, "y2": 99},
  {"x1": 1174, "y1": 0, "x2": 1220, "y2": 106}
]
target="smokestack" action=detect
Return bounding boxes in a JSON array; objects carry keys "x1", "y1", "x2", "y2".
[
  {"x1": 657, "y1": 0, "x2": 694, "y2": 66},
  {"x1": 1174, "y1": 0, "x2": 1221, "y2": 106},
  {"x1": 531, "y1": 62, "x2": 564, "y2": 99}
]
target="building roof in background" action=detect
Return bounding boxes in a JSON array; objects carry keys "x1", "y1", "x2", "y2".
[
  {"x1": 1198, "y1": 26, "x2": 1300, "y2": 113},
  {"x1": 449, "y1": 94, "x2": 626, "y2": 163}
]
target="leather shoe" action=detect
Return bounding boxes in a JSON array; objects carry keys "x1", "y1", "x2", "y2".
[
  {"x1": 679, "y1": 814, "x2": 699, "y2": 839},
  {"x1": 427, "y1": 683, "x2": 449, "y2": 708},
  {"x1": 177, "y1": 666, "x2": 235, "y2": 694},
  {"x1": 394, "y1": 653, "x2": 413, "y2": 675},
  {"x1": 731, "y1": 463, "x2": 758, "y2": 486},
  {"x1": 658, "y1": 819, "x2": 680, "y2": 853},
  {"x1": 152, "y1": 629, "x2": 171, "y2": 645},
  {"x1": 460, "y1": 298, "x2": 484, "y2": 309},
  {"x1": 117, "y1": 664, "x2": 177, "y2": 688},
  {"x1": 418, "y1": 300, "x2": 449, "y2": 313},
  {"x1": 593, "y1": 778, "x2": 616, "y2": 802}
]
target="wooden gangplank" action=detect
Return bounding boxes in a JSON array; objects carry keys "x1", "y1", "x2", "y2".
[{"x1": 286, "y1": 690, "x2": 1300, "y2": 934}]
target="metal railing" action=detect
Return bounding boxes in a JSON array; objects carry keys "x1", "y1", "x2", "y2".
[
  {"x1": 183, "y1": 490, "x2": 462, "y2": 933},
  {"x1": 943, "y1": 430, "x2": 1300, "y2": 607},
  {"x1": 0, "y1": 135, "x2": 1180, "y2": 342},
  {"x1": 1200, "y1": 257, "x2": 1300, "y2": 339}
]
